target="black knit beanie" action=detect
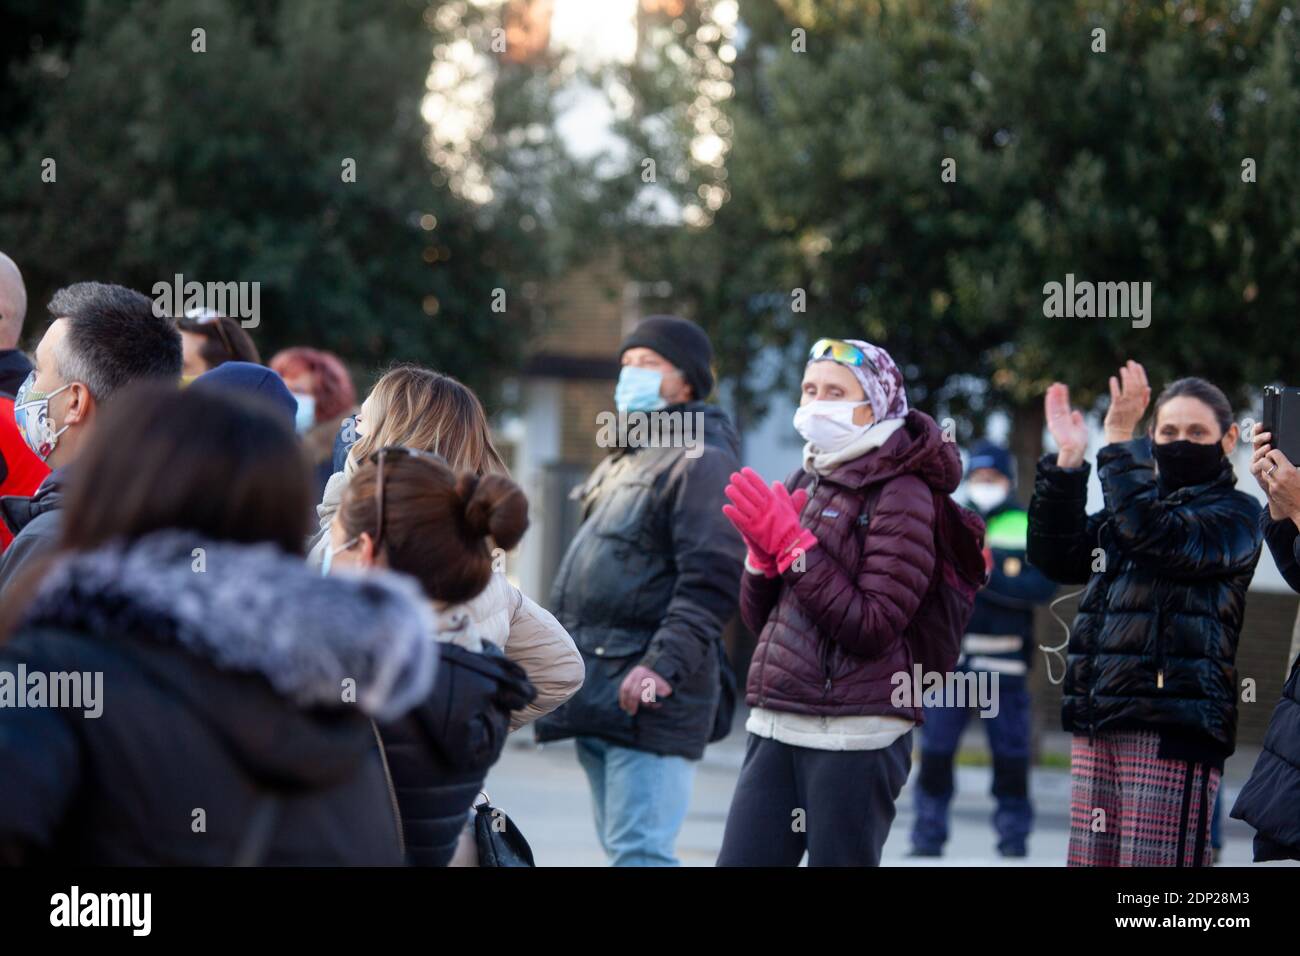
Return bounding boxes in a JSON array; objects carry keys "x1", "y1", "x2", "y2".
[{"x1": 619, "y1": 315, "x2": 714, "y2": 401}]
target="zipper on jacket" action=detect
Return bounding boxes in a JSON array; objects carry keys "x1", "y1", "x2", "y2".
[
  {"x1": 1154, "y1": 600, "x2": 1166, "y2": 690},
  {"x1": 370, "y1": 720, "x2": 406, "y2": 859}
]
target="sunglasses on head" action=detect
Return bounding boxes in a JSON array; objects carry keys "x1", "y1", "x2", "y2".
[
  {"x1": 189, "y1": 310, "x2": 237, "y2": 360},
  {"x1": 808, "y1": 338, "x2": 880, "y2": 375},
  {"x1": 367, "y1": 445, "x2": 449, "y2": 552}
]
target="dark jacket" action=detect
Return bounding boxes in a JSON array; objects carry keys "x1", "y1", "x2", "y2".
[
  {"x1": 0, "y1": 349, "x2": 31, "y2": 397},
  {"x1": 741, "y1": 410, "x2": 961, "y2": 721},
  {"x1": 379, "y1": 637, "x2": 535, "y2": 867},
  {"x1": 962, "y1": 499, "x2": 1056, "y2": 678},
  {"x1": 534, "y1": 401, "x2": 744, "y2": 760},
  {"x1": 1230, "y1": 513, "x2": 1300, "y2": 861},
  {"x1": 0, "y1": 531, "x2": 441, "y2": 866},
  {"x1": 0, "y1": 466, "x2": 67, "y2": 595},
  {"x1": 1026, "y1": 439, "x2": 1262, "y2": 764}
]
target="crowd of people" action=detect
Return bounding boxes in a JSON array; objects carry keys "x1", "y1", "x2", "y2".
[{"x1": 0, "y1": 248, "x2": 1297, "y2": 868}]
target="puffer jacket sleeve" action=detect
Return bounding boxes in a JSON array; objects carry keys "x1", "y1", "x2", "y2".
[
  {"x1": 1098, "y1": 439, "x2": 1262, "y2": 578},
  {"x1": 787, "y1": 473, "x2": 936, "y2": 660},
  {"x1": 639, "y1": 442, "x2": 745, "y2": 686},
  {"x1": 1261, "y1": 511, "x2": 1300, "y2": 594},
  {"x1": 379, "y1": 642, "x2": 535, "y2": 867},
  {"x1": 504, "y1": 586, "x2": 584, "y2": 730},
  {"x1": 980, "y1": 555, "x2": 1057, "y2": 609},
  {"x1": 1027, "y1": 454, "x2": 1102, "y2": 584},
  {"x1": 738, "y1": 566, "x2": 781, "y2": 635},
  {"x1": 0, "y1": 654, "x2": 82, "y2": 864}
]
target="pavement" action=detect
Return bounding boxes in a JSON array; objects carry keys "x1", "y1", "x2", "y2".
[{"x1": 482, "y1": 715, "x2": 1289, "y2": 867}]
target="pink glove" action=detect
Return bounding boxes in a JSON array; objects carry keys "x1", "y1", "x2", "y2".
[
  {"x1": 722, "y1": 468, "x2": 817, "y2": 575},
  {"x1": 723, "y1": 476, "x2": 809, "y2": 577}
]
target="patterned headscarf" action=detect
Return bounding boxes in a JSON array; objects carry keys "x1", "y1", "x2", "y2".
[{"x1": 808, "y1": 339, "x2": 909, "y2": 422}]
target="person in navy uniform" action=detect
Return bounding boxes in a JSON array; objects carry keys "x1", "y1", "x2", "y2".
[{"x1": 910, "y1": 440, "x2": 1056, "y2": 858}]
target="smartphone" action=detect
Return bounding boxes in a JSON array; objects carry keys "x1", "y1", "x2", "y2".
[{"x1": 1261, "y1": 385, "x2": 1300, "y2": 465}]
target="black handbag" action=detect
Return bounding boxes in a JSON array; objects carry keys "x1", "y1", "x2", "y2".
[
  {"x1": 709, "y1": 642, "x2": 738, "y2": 743},
  {"x1": 473, "y1": 793, "x2": 535, "y2": 867}
]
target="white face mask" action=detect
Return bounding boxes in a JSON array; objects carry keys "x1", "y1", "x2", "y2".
[
  {"x1": 321, "y1": 536, "x2": 358, "y2": 577},
  {"x1": 793, "y1": 400, "x2": 872, "y2": 453},
  {"x1": 967, "y1": 481, "x2": 1009, "y2": 514}
]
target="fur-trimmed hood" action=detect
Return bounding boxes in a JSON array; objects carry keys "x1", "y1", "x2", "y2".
[{"x1": 19, "y1": 530, "x2": 439, "y2": 723}]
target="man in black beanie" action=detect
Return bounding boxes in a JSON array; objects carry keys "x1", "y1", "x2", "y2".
[{"x1": 536, "y1": 315, "x2": 744, "y2": 866}]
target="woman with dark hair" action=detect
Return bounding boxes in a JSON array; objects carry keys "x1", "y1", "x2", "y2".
[
  {"x1": 0, "y1": 383, "x2": 441, "y2": 865},
  {"x1": 325, "y1": 448, "x2": 569, "y2": 865},
  {"x1": 1028, "y1": 361, "x2": 1262, "y2": 867},
  {"x1": 177, "y1": 310, "x2": 261, "y2": 381},
  {"x1": 270, "y1": 347, "x2": 357, "y2": 497}
]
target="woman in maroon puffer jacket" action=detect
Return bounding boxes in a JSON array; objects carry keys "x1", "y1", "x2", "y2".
[{"x1": 716, "y1": 338, "x2": 961, "y2": 867}]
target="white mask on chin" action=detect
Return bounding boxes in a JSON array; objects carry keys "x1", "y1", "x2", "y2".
[{"x1": 793, "y1": 400, "x2": 872, "y2": 453}]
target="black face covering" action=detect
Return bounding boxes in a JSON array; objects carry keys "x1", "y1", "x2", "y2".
[{"x1": 1152, "y1": 439, "x2": 1226, "y2": 490}]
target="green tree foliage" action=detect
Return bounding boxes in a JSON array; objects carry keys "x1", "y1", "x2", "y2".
[
  {"x1": 0, "y1": 0, "x2": 544, "y2": 400},
  {"x1": 616, "y1": 0, "x2": 1300, "y2": 451}
]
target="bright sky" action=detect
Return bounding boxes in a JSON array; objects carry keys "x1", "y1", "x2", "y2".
[{"x1": 549, "y1": 0, "x2": 640, "y2": 67}]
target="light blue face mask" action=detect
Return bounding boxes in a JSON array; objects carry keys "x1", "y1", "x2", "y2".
[
  {"x1": 320, "y1": 536, "x2": 358, "y2": 577},
  {"x1": 614, "y1": 365, "x2": 667, "y2": 414},
  {"x1": 292, "y1": 392, "x2": 317, "y2": 435}
]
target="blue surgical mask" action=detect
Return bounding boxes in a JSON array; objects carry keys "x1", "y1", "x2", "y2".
[
  {"x1": 292, "y1": 392, "x2": 317, "y2": 434},
  {"x1": 320, "y1": 536, "x2": 358, "y2": 577},
  {"x1": 615, "y1": 366, "x2": 666, "y2": 414},
  {"x1": 13, "y1": 370, "x2": 72, "y2": 462}
]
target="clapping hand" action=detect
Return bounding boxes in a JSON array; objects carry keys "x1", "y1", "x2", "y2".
[
  {"x1": 1103, "y1": 360, "x2": 1151, "y2": 445},
  {"x1": 1045, "y1": 383, "x2": 1088, "y2": 468}
]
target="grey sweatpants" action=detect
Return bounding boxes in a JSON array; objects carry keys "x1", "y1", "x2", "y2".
[{"x1": 716, "y1": 731, "x2": 912, "y2": 867}]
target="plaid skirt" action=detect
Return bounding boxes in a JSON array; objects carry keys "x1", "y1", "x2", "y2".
[{"x1": 1067, "y1": 731, "x2": 1219, "y2": 867}]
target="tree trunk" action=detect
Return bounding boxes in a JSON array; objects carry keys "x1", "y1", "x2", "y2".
[{"x1": 1009, "y1": 399, "x2": 1046, "y2": 502}]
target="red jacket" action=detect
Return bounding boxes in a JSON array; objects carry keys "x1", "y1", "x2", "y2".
[
  {"x1": 741, "y1": 410, "x2": 961, "y2": 721},
  {"x1": 0, "y1": 398, "x2": 50, "y2": 551}
]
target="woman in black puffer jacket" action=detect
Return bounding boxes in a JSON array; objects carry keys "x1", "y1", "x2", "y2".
[
  {"x1": 324, "y1": 447, "x2": 542, "y2": 866},
  {"x1": 1027, "y1": 363, "x2": 1261, "y2": 867}
]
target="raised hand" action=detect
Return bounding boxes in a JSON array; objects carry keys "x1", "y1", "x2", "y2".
[
  {"x1": 1250, "y1": 429, "x2": 1275, "y2": 498},
  {"x1": 724, "y1": 469, "x2": 779, "y2": 576},
  {"x1": 721, "y1": 467, "x2": 817, "y2": 574},
  {"x1": 1250, "y1": 429, "x2": 1300, "y2": 522},
  {"x1": 1103, "y1": 360, "x2": 1151, "y2": 445},
  {"x1": 1045, "y1": 382, "x2": 1088, "y2": 468}
]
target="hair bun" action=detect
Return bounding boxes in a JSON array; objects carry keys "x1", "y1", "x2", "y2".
[{"x1": 458, "y1": 472, "x2": 529, "y2": 550}]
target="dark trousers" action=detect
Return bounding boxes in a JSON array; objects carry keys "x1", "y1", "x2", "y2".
[
  {"x1": 911, "y1": 674, "x2": 1033, "y2": 854},
  {"x1": 716, "y1": 731, "x2": 912, "y2": 867}
]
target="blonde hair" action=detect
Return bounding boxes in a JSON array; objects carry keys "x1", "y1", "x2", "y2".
[{"x1": 348, "y1": 364, "x2": 508, "y2": 477}]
